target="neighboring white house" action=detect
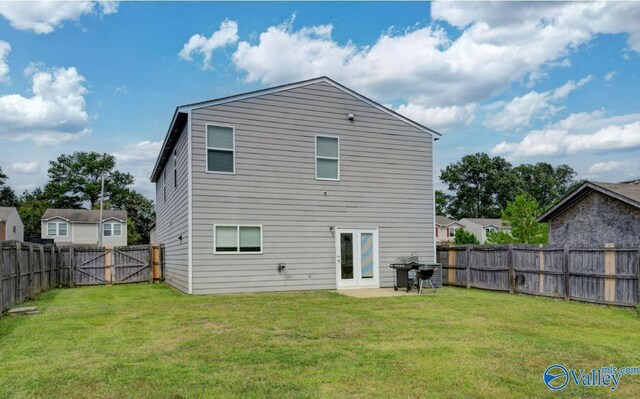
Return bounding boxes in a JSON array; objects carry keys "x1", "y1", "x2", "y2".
[
  {"x1": 435, "y1": 215, "x2": 465, "y2": 244},
  {"x1": 41, "y1": 209, "x2": 128, "y2": 246},
  {"x1": 150, "y1": 76, "x2": 441, "y2": 295},
  {"x1": 0, "y1": 207, "x2": 24, "y2": 241},
  {"x1": 458, "y1": 218, "x2": 511, "y2": 244}
]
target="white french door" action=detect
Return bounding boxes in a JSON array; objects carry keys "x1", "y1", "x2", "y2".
[{"x1": 335, "y1": 229, "x2": 379, "y2": 289}]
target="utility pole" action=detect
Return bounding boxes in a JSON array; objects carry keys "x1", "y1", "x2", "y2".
[{"x1": 98, "y1": 172, "x2": 105, "y2": 246}]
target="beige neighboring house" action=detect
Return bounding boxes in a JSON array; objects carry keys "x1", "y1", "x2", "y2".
[
  {"x1": 435, "y1": 215, "x2": 465, "y2": 244},
  {"x1": 41, "y1": 209, "x2": 128, "y2": 246},
  {"x1": 458, "y1": 218, "x2": 511, "y2": 244},
  {"x1": 0, "y1": 207, "x2": 24, "y2": 241}
]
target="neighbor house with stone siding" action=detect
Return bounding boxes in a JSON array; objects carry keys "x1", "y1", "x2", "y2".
[{"x1": 538, "y1": 180, "x2": 640, "y2": 245}]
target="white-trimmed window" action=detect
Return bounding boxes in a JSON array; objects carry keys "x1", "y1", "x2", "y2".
[
  {"x1": 449, "y1": 227, "x2": 458, "y2": 237},
  {"x1": 214, "y1": 225, "x2": 262, "y2": 254},
  {"x1": 163, "y1": 169, "x2": 167, "y2": 202},
  {"x1": 316, "y1": 135, "x2": 339, "y2": 180},
  {"x1": 47, "y1": 222, "x2": 68, "y2": 237},
  {"x1": 103, "y1": 222, "x2": 122, "y2": 237},
  {"x1": 207, "y1": 125, "x2": 235, "y2": 173},
  {"x1": 173, "y1": 149, "x2": 178, "y2": 188}
]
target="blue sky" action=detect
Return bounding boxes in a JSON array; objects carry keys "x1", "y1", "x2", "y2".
[{"x1": 0, "y1": 1, "x2": 639, "y2": 200}]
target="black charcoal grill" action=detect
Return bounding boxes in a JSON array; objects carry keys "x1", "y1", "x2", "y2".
[{"x1": 389, "y1": 257, "x2": 440, "y2": 294}]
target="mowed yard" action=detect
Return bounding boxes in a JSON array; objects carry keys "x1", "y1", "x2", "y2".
[{"x1": 0, "y1": 284, "x2": 639, "y2": 399}]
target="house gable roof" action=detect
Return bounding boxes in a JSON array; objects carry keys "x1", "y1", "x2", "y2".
[
  {"x1": 0, "y1": 207, "x2": 17, "y2": 221},
  {"x1": 460, "y1": 218, "x2": 508, "y2": 229},
  {"x1": 42, "y1": 209, "x2": 127, "y2": 223},
  {"x1": 537, "y1": 180, "x2": 640, "y2": 222},
  {"x1": 149, "y1": 76, "x2": 442, "y2": 182}
]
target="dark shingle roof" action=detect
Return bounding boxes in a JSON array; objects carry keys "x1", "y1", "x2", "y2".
[
  {"x1": 42, "y1": 209, "x2": 127, "y2": 222},
  {"x1": 435, "y1": 215, "x2": 455, "y2": 226},
  {"x1": 538, "y1": 180, "x2": 640, "y2": 222}
]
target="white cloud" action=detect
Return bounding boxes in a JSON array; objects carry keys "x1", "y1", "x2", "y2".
[
  {"x1": 15, "y1": 183, "x2": 36, "y2": 193},
  {"x1": 229, "y1": 2, "x2": 640, "y2": 118},
  {"x1": 492, "y1": 112, "x2": 640, "y2": 158},
  {"x1": 10, "y1": 161, "x2": 40, "y2": 174},
  {"x1": 179, "y1": 19, "x2": 239, "y2": 69},
  {"x1": 0, "y1": 1, "x2": 117, "y2": 34},
  {"x1": 0, "y1": 65, "x2": 91, "y2": 145},
  {"x1": 113, "y1": 140, "x2": 162, "y2": 199},
  {"x1": 588, "y1": 160, "x2": 631, "y2": 174},
  {"x1": 0, "y1": 40, "x2": 10, "y2": 83},
  {"x1": 484, "y1": 76, "x2": 592, "y2": 130},
  {"x1": 392, "y1": 103, "x2": 476, "y2": 132},
  {"x1": 604, "y1": 71, "x2": 617, "y2": 81}
]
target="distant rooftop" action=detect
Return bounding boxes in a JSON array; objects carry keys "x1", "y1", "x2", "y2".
[{"x1": 42, "y1": 209, "x2": 127, "y2": 223}]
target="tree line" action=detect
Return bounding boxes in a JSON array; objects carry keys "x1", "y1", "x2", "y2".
[
  {"x1": 0, "y1": 151, "x2": 155, "y2": 244},
  {"x1": 437, "y1": 153, "x2": 581, "y2": 245}
]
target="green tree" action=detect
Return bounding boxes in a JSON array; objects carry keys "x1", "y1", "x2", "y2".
[
  {"x1": 435, "y1": 190, "x2": 448, "y2": 216},
  {"x1": 513, "y1": 163, "x2": 576, "y2": 210},
  {"x1": 0, "y1": 167, "x2": 18, "y2": 207},
  {"x1": 485, "y1": 230, "x2": 516, "y2": 245},
  {"x1": 453, "y1": 228, "x2": 480, "y2": 245},
  {"x1": 46, "y1": 152, "x2": 134, "y2": 209},
  {"x1": 496, "y1": 194, "x2": 548, "y2": 244},
  {"x1": 110, "y1": 189, "x2": 155, "y2": 245},
  {"x1": 440, "y1": 153, "x2": 518, "y2": 219},
  {"x1": 17, "y1": 188, "x2": 53, "y2": 240}
]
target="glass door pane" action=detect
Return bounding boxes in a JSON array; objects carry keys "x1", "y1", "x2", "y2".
[
  {"x1": 360, "y1": 233, "x2": 374, "y2": 279},
  {"x1": 340, "y1": 233, "x2": 354, "y2": 279}
]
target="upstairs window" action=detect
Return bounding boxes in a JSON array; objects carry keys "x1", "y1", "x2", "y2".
[
  {"x1": 47, "y1": 222, "x2": 68, "y2": 237},
  {"x1": 103, "y1": 222, "x2": 122, "y2": 237},
  {"x1": 173, "y1": 149, "x2": 178, "y2": 188},
  {"x1": 207, "y1": 125, "x2": 235, "y2": 173},
  {"x1": 316, "y1": 136, "x2": 339, "y2": 180}
]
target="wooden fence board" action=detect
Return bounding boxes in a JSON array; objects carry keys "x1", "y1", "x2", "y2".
[
  {"x1": 1, "y1": 242, "x2": 163, "y2": 314},
  {"x1": 438, "y1": 244, "x2": 640, "y2": 307}
]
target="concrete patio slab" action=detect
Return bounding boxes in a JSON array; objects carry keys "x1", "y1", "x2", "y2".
[{"x1": 336, "y1": 288, "x2": 432, "y2": 298}]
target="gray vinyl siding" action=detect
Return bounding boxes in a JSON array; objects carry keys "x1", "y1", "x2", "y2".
[
  {"x1": 155, "y1": 125, "x2": 190, "y2": 293},
  {"x1": 189, "y1": 81, "x2": 435, "y2": 294}
]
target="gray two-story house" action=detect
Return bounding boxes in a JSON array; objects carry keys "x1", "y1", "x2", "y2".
[
  {"x1": 41, "y1": 209, "x2": 128, "y2": 246},
  {"x1": 151, "y1": 77, "x2": 440, "y2": 295}
]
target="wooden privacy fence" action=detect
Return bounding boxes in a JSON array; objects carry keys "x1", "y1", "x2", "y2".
[
  {"x1": 437, "y1": 244, "x2": 640, "y2": 307},
  {"x1": 1, "y1": 241, "x2": 164, "y2": 313}
]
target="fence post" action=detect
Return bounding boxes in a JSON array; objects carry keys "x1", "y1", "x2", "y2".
[
  {"x1": 465, "y1": 246, "x2": 471, "y2": 289},
  {"x1": 508, "y1": 244, "x2": 514, "y2": 294},
  {"x1": 148, "y1": 244, "x2": 154, "y2": 283},
  {"x1": 637, "y1": 246, "x2": 640, "y2": 306},
  {"x1": 50, "y1": 246, "x2": 56, "y2": 287},
  {"x1": 28, "y1": 243, "x2": 35, "y2": 299},
  {"x1": 15, "y1": 242, "x2": 22, "y2": 304},
  {"x1": 563, "y1": 244, "x2": 570, "y2": 301},
  {"x1": 0, "y1": 242, "x2": 4, "y2": 313},
  {"x1": 39, "y1": 245, "x2": 46, "y2": 292},
  {"x1": 69, "y1": 246, "x2": 75, "y2": 288}
]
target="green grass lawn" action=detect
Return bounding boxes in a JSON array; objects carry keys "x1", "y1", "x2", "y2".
[{"x1": 1, "y1": 284, "x2": 639, "y2": 398}]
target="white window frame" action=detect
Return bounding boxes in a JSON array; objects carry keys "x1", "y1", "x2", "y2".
[
  {"x1": 206, "y1": 123, "x2": 236, "y2": 175},
  {"x1": 449, "y1": 227, "x2": 458, "y2": 237},
  {"x1": 173, "y1": 149, "x2": 178, "y2": 188},
  {"x1": 213, "y1": 224, "x2": 263, "y2": 254},
  {"x1": 315, "y1": 135, "x2": 340, "y2": 181},
  {"x1": 163, "y1": 169, "x2": 167, "y2": 202},
  {"x1": 47, "y1": 222, "x2": 68, "y2": 237},
  {"x1": 103, "y1": 222, "x2": 122, "y2": 237}
]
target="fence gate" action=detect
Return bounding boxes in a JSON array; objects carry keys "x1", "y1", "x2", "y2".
[
  {"x1": 74, "y1": 247, "x2": 110, "y2": 286},
  {"x1": 72, "y1": 245, "x2": 152, "y2": 285},
  {"x1": 112, "y1": 246, "x2": 151, "y2": 284}
]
